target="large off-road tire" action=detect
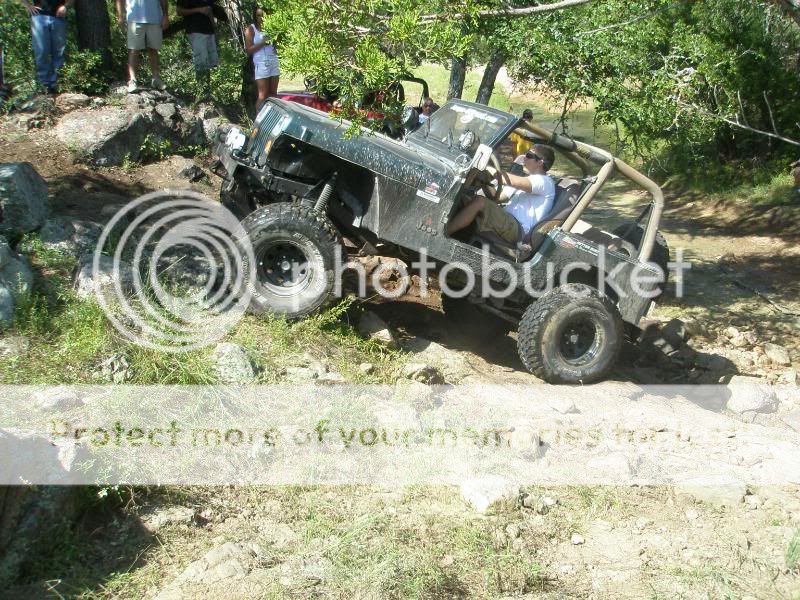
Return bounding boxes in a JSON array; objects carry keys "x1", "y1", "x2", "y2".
[
  {"x1": 612, "y1": 222, "x2": 670, "y2": 295},
  {"x1": 239, "y1": 203, "x2": 343, "y2": 318},
  {"x1": 441, "y1": 293, "x2": 513, "y2": 337},
  {"x1": 517, "y1": 283, "x2": 623, "y2": 384}
]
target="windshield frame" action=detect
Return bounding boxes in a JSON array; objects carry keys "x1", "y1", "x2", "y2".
[{"x1": 406, "y1": 100, "x2": 518, "y2": 162}]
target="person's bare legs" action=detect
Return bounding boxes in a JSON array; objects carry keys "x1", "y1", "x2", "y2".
[
  {"x1": 127, "y1": 49, "x2": 139, "y2": 82},
  {"x1": 255, "y1": 78, "x2": 269, "y2": 112},
  {"x1": 446, "y1": 196, "x2": 487, "y2": 236},
  {"x1": 147, "y1": 48, "x2": 160, "y2": 79},
  {"x1": 266, "y1": 76, "x2": 279, "y2": 98}
]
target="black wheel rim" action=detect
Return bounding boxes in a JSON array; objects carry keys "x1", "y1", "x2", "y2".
[
  {"x1": 558, "y1": 315, "x2": 601, "y2": 366},
  {"x1": 256, "y1": 240, "x2": 312, "y2": 297}
]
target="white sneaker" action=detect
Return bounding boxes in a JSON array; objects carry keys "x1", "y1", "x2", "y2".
[
  {"x1": 126, "y1": 79, "x2": 138, "y2": 93},
  {"x1": 151, "y1": 77, "x2": 166, "y2": 91}
]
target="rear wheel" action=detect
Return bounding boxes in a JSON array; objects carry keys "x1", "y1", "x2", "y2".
[
  {"x1": 238, "y1": 203, "x2": 343, "y2": 318},
  {"x1": 517, "y1": 283, "x2": 623, "y2": 384}
]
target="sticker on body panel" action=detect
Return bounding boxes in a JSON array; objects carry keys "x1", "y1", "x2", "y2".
[{"x1": 416, "y1": 182, "x2": 441, "y2": 204}]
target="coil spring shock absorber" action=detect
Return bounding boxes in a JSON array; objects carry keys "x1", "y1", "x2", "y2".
[{"x1": 314, "y1": 173, "x2": 338, "y2": 213}]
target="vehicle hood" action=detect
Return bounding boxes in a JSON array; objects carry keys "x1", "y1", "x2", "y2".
[{"x1": 275, "y1": 99, "x2": 456, "y2": 189}]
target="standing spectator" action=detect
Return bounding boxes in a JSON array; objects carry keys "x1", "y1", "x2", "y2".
[
  {"x1": 20, "y1": 0, "x2": 73, "y2": 94},
  {"x1": 116, "y1": 0, "x2": 169, "y2": 93},
  {"x1": 176, "y1": 0, "x2": 225, "y2": 101},
  {"x1": 245, "y1": 7, "x2": 279, "y2": 113}
]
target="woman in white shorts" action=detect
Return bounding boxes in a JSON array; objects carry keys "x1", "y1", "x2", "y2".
[{"x1": 244, "y1": 7, "x2": 279, "y2": 113}]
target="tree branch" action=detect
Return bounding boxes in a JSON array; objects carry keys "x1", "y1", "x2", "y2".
[
  {"x1": 576, "y1": 1, "x2": 685, "y2": 37},
  {"x1": 677, "y1": 100, "x2": 800, "y2": 147},
  {"x1": 419, "y1": 0, "x2": 594, "y2": 23}
]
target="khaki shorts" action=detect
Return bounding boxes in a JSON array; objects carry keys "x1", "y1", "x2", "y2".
[
  {"x1": 188, "y1": 33, "x2": 219, "y2": 71},
  {"x1": 476, "y1": 199, "x2": 523, "y2": 244},
  {"x1": 127, "y1": 22, "x2": 162, "y2": 50}
]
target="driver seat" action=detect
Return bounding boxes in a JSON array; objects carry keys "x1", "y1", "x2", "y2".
[{"x1": 522, "y1": 177, "x2": 582, "y2": 255}]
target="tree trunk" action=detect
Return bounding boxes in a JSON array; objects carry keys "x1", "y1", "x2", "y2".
[
  {"x1": 447, "y1": 56, "x2": 466, "y2": 100},
  {"x1": 74, "y1": 0, "x2": 111, "y2": 52},
  {"x1": 475, "y1": 48, "x2": 505, "y2": 105},
  {"x1": 219, "y1": 0, "x2": 256, "y2": 117}
]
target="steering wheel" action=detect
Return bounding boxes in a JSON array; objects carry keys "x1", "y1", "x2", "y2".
[{"x1": 480, "y1": 151, "x2": 505, "y2": 203}]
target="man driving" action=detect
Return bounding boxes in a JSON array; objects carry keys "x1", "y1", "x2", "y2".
[{"x1": 446, "y1": 144, "x2": 556, "y2": 245}]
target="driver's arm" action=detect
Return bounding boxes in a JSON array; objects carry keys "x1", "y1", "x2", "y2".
[{"x1": 486, "y1": 166, "x2": 533, "y2": 194}]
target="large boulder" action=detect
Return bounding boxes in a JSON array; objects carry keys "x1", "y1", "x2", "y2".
[
  {"x1": 0, "y1": 236, "x2": 34, "y2": 325},
  {"x1": 35, "y1": 217, "x2": 102, "y2": 257},
  {"x1": 0, "y1": 163, "x2": 49, "y2": 238},
  {"x1": 74, "y1": 255, "x2": 134, "y2": 300},
  {"x1": 54, "y1": 95, "x2": 205, "y2": 167}
]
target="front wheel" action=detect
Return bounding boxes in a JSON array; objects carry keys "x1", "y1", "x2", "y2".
[
  {"x1": 238, "y1": 203, "x2": 343, "y2": 318},
  {"x1": 517, "y1": 284, "x2": 623, "y2": 384}
]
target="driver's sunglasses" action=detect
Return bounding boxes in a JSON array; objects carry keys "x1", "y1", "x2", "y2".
[{"x1": 525, "y1": 151, "x2": 543, "y2": 161}]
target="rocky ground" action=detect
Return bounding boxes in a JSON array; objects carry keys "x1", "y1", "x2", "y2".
[{"x1": 0, "y1": 90, "x2": 799, "y2": 598}]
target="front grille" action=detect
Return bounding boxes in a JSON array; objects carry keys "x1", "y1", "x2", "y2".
[{"x1": 253, "y1": 106, "x2": 285, "y2": 166}]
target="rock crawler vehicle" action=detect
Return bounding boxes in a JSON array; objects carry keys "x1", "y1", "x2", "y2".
[{"x1": 211, "y1": 98, "x2": 670, "y2": 384}]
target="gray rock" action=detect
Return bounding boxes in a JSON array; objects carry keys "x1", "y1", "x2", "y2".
[
  {"x1": 727, "y1": 375, "x2": 779, "y2": 414},
  {"x1": 356, "y1": 311, "x2": 396, "y2": 348},
  {"x1": 460, "y1": 476, "x2": 519, "y2": 513},
  {"x1": 32, "y1": 386, "x2": 83, "y2": 411},
  {"x1": 141, "y1": 506, "x2": 196, "y2": 532},
  {"x1": 764, "y1": 343, "x2": 791, "y2": 367},
  {"x1": 0, "y1": 237, "x2": 10, "y2": 270},
  {"x1": 213, "y1": 343, "x2": 256, "y2": 384},
  {"x1": 55, "y1": 103, "x2": 204, "y2": 167},
  {"x1": 547, "y1": 396, "x2": 579, "y2": 414},
  {"x1": 56, "y1": 108, "x2": 149, "y2": 166},
  {"x1": 55, "y1": 93, "x2": 90, "y2": 111},
  {"x1": 0, "y1": 162, "x2": 50, "y2": 237},
  {"x1": 676, "y1": 475, "x2": 746, "y2": 507},
  {"x1": 74, "y1": 255, "x2": 134, "y2": 299},
  {"x1": 0, "y1": 336, "x2": 29, "y2": 359},
  {"x1": 781, "y1": 368, "x2": 798, "y2": 385},
  {"x1": 571, "y1": 533, "x2": 585, "y2": 545},
  {"x1": 402, "y1": 362, "x2": 444, "y2": 384},
  {"x1": 157, "y1": 541, "x2": 261, "y2": 596},
  {"x1": 155, "y1": 102, "x2": 178, "y2": 121},
  {"x1": 683, "y1": 318, "x2": 710, "y2": 339},
  {"x1": 176, "y1": 160, "x2": 207, "y2": 183},
  {"x1": 95, "y1": 354, "x2": 132, "y2": 383},
  {"x1": 781, "y1": 410, "x2": 800, "y2": 433},
  {"x1": 37, "y1": 217, "x2": 102, "y2": 257},
  {"x1": 358, "y1": 362, "x2": 374, "y2": 375},
  {"x1": 284, "y1": 366, "x2": 318, "y2": 381},
  {"x1": 0, "y1": 252, "x2": 34, "y2": 324},
  {"x1": 403, "y1": 337, "x2": 475, "y2": 382},
  {"x1": 0, "y1": 285, "x2": 12, "y2": 324}
]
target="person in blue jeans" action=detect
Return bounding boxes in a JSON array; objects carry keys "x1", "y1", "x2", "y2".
[{"x1": 20, "y1": 0, "x2": 73, "y2": 94}]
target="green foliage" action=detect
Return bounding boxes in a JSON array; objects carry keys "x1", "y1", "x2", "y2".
[
  {"x1": 138, "y1": 133, "x2": 173, "y2": 163},
  {"x1": 507, "y1": 0, "x2": 800, "y2": 174},
  {"x1": 262, "y1": 0, "x2": 476, "y2": 125},
  {"x1": 787, "y1": 529, "x2": 800, "y2": 571}
]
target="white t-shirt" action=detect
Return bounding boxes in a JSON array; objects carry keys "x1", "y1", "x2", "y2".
[
  {"x1": 502, "y1": 174, "x2": 555, "y2": 234},
  {"x1": 127, "y1": 0, "x2": 162, "y2": 23}
]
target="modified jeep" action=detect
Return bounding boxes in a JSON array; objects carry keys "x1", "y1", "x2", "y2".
[{"x1": 211, "y1": 98, "x2": 669, "y2": 384}]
